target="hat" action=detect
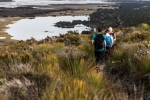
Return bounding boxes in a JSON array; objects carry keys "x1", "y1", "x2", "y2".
[{"x1": 108, "y1": 27, "x2": 113, "y2": 31}]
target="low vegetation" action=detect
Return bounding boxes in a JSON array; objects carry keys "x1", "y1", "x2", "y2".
[
  {"x1": 0, "y1": 23, "x2": 150, "y2": 100},
  {"x1": 104, "y1": 24, "x2": 150, "y2": 100},
  {"x1": 89, "y1": 2, "x2": 150, "y2": 28}
]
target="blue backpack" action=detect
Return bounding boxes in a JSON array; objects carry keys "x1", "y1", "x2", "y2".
[{"x1": 106, "y1": 35, "x2": 113, "y2": 47}]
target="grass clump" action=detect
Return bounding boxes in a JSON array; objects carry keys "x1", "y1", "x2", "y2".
[{"x1": 138, "y1": 23, "x2": 150, "y2": 31}]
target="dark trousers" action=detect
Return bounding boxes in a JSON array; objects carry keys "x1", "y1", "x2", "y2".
[
  {"x1": 105, "y1": 46, "x2": 113, "y2": 61},
  {"x1": 94, "y1": 50, "x2": 105, "y2": 65}
]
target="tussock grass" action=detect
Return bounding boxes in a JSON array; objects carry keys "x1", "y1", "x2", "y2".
[
  {"x1": 1, "y1": 24, "x2": 150, "y2": 99},
  {"x1": 105, "y1": 47, "x2": 150, "y2": 78},
  {"x1": 0, "y1": 94, "x2": 8, "y2": 100},
  {"x1": 78, "y1": 43, "x2": 95, "y2": 61},
  {"x1": 138, "y1": 23, "x2": 150, "y2": 31},
  {"x1": 86, "y1": 71, "x2": 105, "y2": 92},
  {"x1": 57, "y1": 55, "x2": 92, "y2": 79},
  {"x1": 121, "y1": 31, "x2": 150, "y2": 43},
  {"x1": 105, "y1": 36, "x2": 150, "y2": 99},
  {"x1": 120, "y1": 24, "x2": 150, "y2": 43}
]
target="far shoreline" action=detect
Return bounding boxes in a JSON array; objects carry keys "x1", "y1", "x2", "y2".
[{"x1": 0, "y1": 3, "x2": 118, "y2": 45}]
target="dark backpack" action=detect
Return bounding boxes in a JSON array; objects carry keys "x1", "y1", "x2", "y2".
[{"x1": 94, "y1": 34, "x2": 104, "y2": 50}]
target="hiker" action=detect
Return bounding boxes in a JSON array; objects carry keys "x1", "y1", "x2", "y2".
[
  {"x1": 105, "y1": 29, "x2": 114, "y2": 60},
  {"x1": 105, "y1": 29, "x2": 114, "y2": 48},
  {"x1": 108, "y1": 27, "x2": 116, "y2": 42},
  {"x1": 92, "y1": 27, "x2": 106, "y2": 66}
]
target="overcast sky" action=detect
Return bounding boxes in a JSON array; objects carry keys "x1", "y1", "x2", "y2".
[
  {"x1": 0, "y1": 0, "x2": 149, "y2": 8},
  {"x1": 13, "y1": 0, "x2": 150, "y2": 1}
]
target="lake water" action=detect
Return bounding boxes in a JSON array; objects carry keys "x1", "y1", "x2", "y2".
[{"x1": 6, "y1": 16, "x2": 91, "y2": 40}]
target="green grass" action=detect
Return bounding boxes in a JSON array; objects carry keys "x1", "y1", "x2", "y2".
[{"x1": 138, "y1": 23, "x2": 150, "y2": 31}]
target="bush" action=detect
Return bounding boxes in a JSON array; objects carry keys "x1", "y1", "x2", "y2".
[{"x1": 138, "y1": 23, "x2": 150, "y2": 31}]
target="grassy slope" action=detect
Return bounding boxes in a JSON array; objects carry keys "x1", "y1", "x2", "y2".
[{"x1": 0, "y1": 24, "x2": 150, "y2": 100}]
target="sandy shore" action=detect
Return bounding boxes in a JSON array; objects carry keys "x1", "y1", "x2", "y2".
[{"x1": 0, "y1": 17, "x2": 24, "y2": 45}]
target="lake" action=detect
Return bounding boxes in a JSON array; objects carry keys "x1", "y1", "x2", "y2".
[{"x1": 6, "y1": 16, "x2": 91, "y2": 40}]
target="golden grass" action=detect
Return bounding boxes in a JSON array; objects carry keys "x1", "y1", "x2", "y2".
[
  {"x1": 0, "y1": 94, "x2": 8, "y2": 100},
  {"x1": 0, "y1": 18, "x2": 150, "y2": 100}
]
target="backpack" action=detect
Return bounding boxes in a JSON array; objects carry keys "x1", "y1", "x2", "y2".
[
  {"x1": 106, "y1": 35, "x2": 113, "y2": 47},
  {"x1": 94, "y1": 34, "x2": 104, "y2": 50}
]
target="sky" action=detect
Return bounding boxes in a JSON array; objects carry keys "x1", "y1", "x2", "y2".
[
  {"x1": 12, "y1": 0, "x2": 150, "y2": 1},
  {"x1": 0, "y1": 0, "x2": 150, "y2": 8}
]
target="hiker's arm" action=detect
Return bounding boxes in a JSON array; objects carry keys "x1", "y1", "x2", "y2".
[
  {"x1": 111, "y1": 37, "x2": 113, "y2": 47},
  {"x1": 92, "y1": 40, "x2": 94, "y2": 44},
  {"x1": 104, "y1": 40, "x2": 106, "y2": 51},
  {"x1": 114, "y1": 33, "x2": 116, "y2": 41},
  {"x1": 92, "y1": 34, "x2": 95, "y2": 44}
]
